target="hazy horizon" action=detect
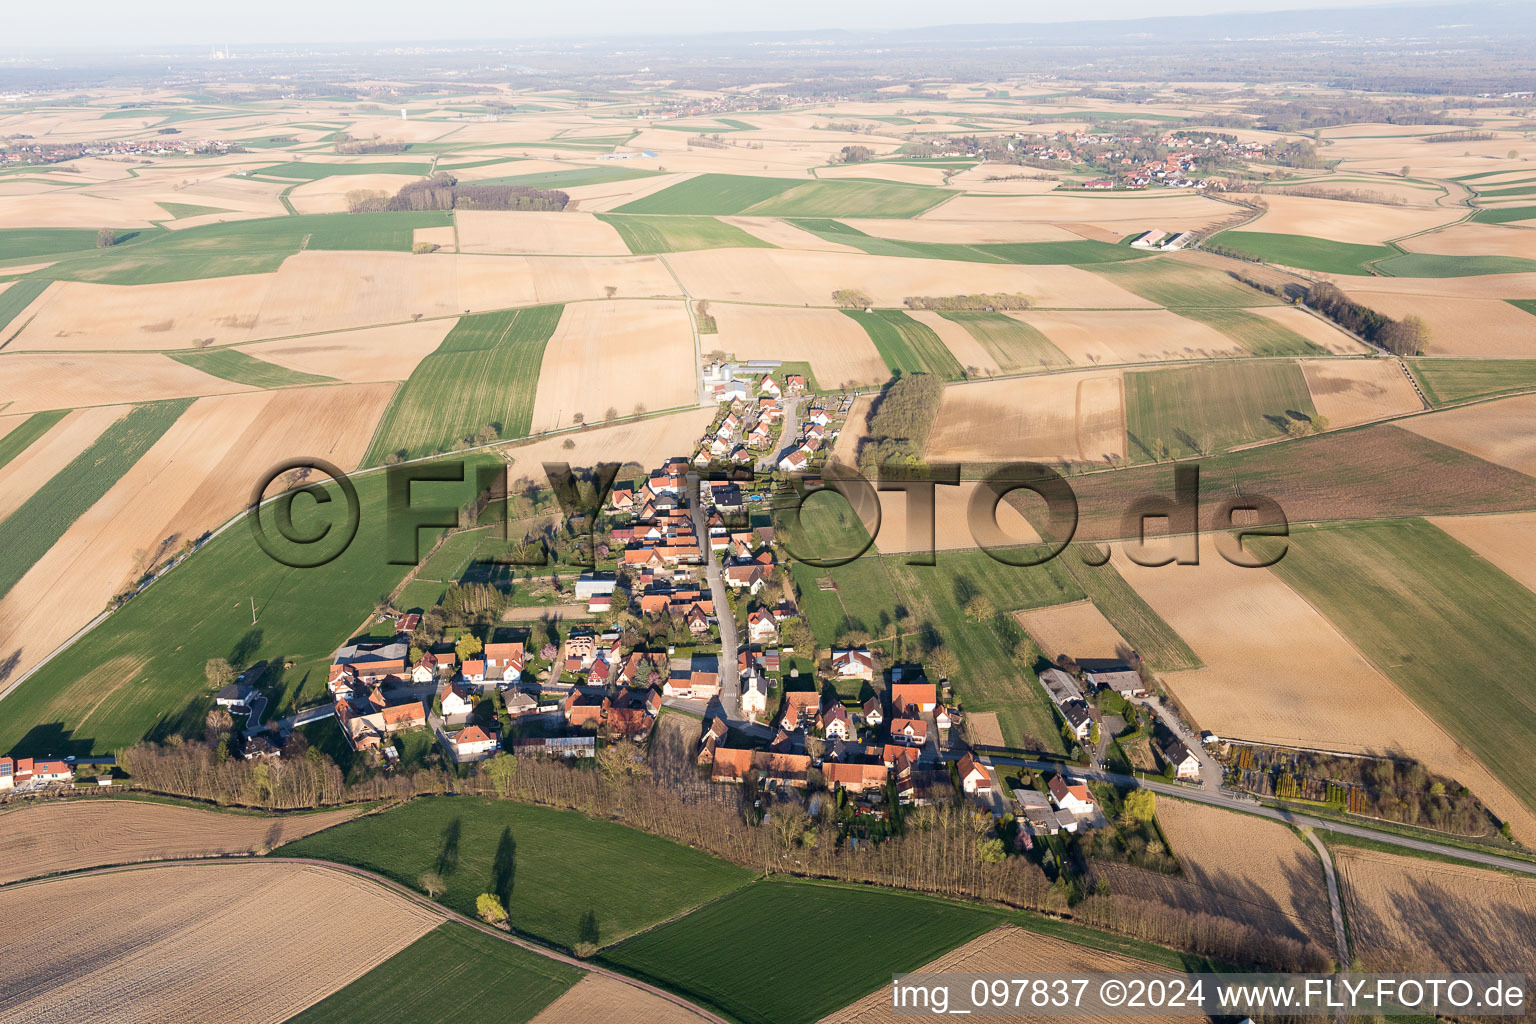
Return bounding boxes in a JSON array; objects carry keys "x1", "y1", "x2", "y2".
[{"x1": 6, "y1": 0, "x2": 1434, "y2": 50}]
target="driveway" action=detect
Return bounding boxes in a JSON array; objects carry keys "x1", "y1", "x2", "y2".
[
  {"x1": 1130, "y1": 694, "x2": 1223, "y2": 788},
  {"x1": 687, "y1": 472, "x2": 739, "y2": 720}
]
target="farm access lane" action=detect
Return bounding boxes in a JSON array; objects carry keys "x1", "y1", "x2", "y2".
[
  {"x1": 969, "y1": 755, "x2": 1536, "y2": 878},
  {"x1": 5, "y1": 856, "x2": 733, "y2": 1024},
  {"x1": 687, "y1": 471, "x2": 740, "y2": 721}
]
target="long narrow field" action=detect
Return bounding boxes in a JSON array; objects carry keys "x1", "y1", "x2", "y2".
[
  {"x1": 818, "y1": 925, "x2": 1207, "y2": 1024},
  {"x1": 364, "y1": 305, "x2": 564, "y2": 464},
  {"x1": 32, "y1": 212, "x2": 453, "y2": 285},
  {"x1": 1215, "y1": 231, "x2": 1395, "y2": 275},
  {"x1": 1334, "y1": 845, "x2": 1536, "y2": 975},
  {"x1": 0, "y1": 398, "x2": 190, "y2": 601},
  {"x1": 595, "y1": 213, "x2": 775, "y2": 254},
  {"x1": 1428, "y1": 512, "x2": 1536, "y2": 597},
  {"x1": 1171, "y1": 307, "x2": 1330, "y2": 357},
  {"x1": 1267, "y1": 519, "x2": 1536, "y2": 819},
  {"x1": 1123, "y1": 361, "x2": 1318, "y2": 461},
  {"x1": 0, "y1": 799, "x2": 363, "y2": 884},
  {"x1": 0, "y1": 861, "x2": 442, "y2": 1024},
  {"x1": 1110, "y1": 536, "x2": 1536, "y2": 842},
  {"x1": 279, "y1": 796, "x2": 753, "y2": 951},
  {"x1": 0, "y1": 409, "x2": 125, "y2": 523},
  {"x1": 286, "y1": 922, "x2": 583, "y2": 1024},
  {"x1": 1015, "y1": 600, "x2": 1129, "y2": 662},
  {"x1": 0, "y1": 409, "x2": 70, "y2": 473},
  {"x1": 168, "y1": 347, "x2": 337, "y2": 388},
  {"x1": 600, "y1": 879, "x2": 1004, "y2": 1024},
  {"x1": 842, "y1": 309, "x2": 966, "y2": 379},
  {"x1": 1410, "y1": 357, "x2": 1536, "y2": 406},
  {"x1": 1058, "y1": 423, "x2": 1536, "y2": 543},
  {"x1": 935, "y1": 311, "x2": 1072, "y2": 371},
  {"x1": 0, "y1": 278, "x2": 48, "y2": 334},
  {"x1": 1087, "y1": 258, "x2": 1283, "y2": 307},
  {"x1": 1011, "y1": 308, "x2": 1242, "y2": 364}
]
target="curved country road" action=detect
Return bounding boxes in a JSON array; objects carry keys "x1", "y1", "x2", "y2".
[{"x1": 0, "y1": 855, "x2": 730, "y2": 1024}]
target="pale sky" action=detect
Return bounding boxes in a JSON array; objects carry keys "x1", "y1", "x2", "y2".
[{"x1": 7, "y1": 0, "x2": 1418, "y2": 50}]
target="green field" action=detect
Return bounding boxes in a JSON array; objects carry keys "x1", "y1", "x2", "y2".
[
  {"x1": 1214, "y1": 231, "x2": 1395, "y2": 275},
  {"x1": 154, "y1": 201, "x2": 234, "y2": 220},
  {"x1": 1471, "y1": 205, "x2": 1536, "y2": 225},
  {"x1": 786, "y1": 218, "x2": 1138, "y2": 264},
  {"x1": 843, "y1": 309, "x2": 966, "y2": 379},
  {"x1": 1124, "y1": 361, "x2": 1317, "y2": 462},
  {"x1": 1373, "y1": 252, "x2": 1536, "y2": 277},
  {"x1": 32, "y1": 213, "x2": 452, "y2": 285},
  {"x1": 0, "y1": 399, "x2": 191, "y2": 604},
  {"x1": 1265, "y1": 519, "x2": 1536, "y2": 814},
  {"x1": 0, "y1": 228, "x2": 102, "y2": 262},
  {"x1": 1088, "y1": 258, "x2": 1283, "y2": 308},
  {"x1": 0, "y1": 457, "x2": 489, "y2": 756},
  {"x1": 473, "y1": 165, "x2": 660, "y2": 189},
  {"x1": 596, "y1": 214, "x2": 774, "y2": 255},
  {"x1": 1172, "y1": 307, "x2": 1331, "y2": 356},
  {"x1": 285, "y1": 922, "x2": 581, "y2": 1024},
  {"x1": 168, "y1": 348, "x2": 337, "y2": 388},
  {"x1": 281, "y1": 796, "x2": 753, "y2": 950},
  {"x1": 937, "y1": 311, "x2": 1072, "y2": 371},
  {"x1": 0, "y1": 278, "x2": 50, "y2": 334},
  {"x1": 601, "y1": 879, "x2": 1004, "y2": 1024},
  {"x1": 613, "y1": 173, "x2": 948, "y2": 218},
  {"x1": 251, "y1": 160, "x2": 434, "y2": 180},
  {"x1": 0, "y1": 409, "x2": 67, "y2": 472},
  {"x1": 613, "y1": 173, "x2": 803, "y2": 214},
  {"x1": 364, "y1": 305, "x2": 564, "y2": 465},
  {"x1": 1409, "y1": 357, "x2": 1536, "y2": 406}
]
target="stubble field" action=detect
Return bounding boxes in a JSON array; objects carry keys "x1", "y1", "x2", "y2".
[
  {"x1": 0, "y1": 861, "x2": 441, "y2": 1024},
  {"x1": 0, "y1": 799, "x2": 363, "y2": 884}
]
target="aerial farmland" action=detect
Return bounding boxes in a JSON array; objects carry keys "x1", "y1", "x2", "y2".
[{"x1": 2, "y1": 2, "x2": 1536, "y2": 1020}]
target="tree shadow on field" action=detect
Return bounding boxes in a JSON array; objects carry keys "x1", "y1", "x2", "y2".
[
  {"x1": 229, "y1": 628, "x2": 264, "y2": 669},
  {"x1": 492, "y1": 826, "x2": 516, "y2": 908},
  {"x1": 577, "y1": 908, "x2": 600, "y2": 946},
  {"x1": 436, "y1": 817, "x2": 462, "y2": 875}
]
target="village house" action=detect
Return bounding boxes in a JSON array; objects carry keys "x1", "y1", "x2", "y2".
[
  {"x1": 562, "y1": 689, "x2": 609, "y2": 728},
  {"x1": 861, "y1": 695, "x2": 884, "y2": 727},
  {"x1": 1162, "y1": 739, "x2": 1202, "y2": 781},
  {"x1": 697, "y1": 718, "x2": 730, "y2": 765},
  {"x1": 889, "y1": 717, "x2": 928, "y2": 746},
  {"x1": 437, "y1": 680, "x2": 474, "y2": 718},
  {"x1": 823, "y1": 760, "x2": 889, "y2": 794},
  {"x1": 484, "y1": 642, "x2": 524, "y2": 683},
  {"x1": 882, "y1": 743, "x2": 920, "y2": 770},
  {"x1": 957, "y1": 752, "x2": 994, "y2": 796},
  {"x1": 214, "y1": 682, "x2": 255, "y2": 710},
  {"x1": 1061, "y1": 700, "x2": 1095, "y2": 741},
  {"x1": 335, "y1": 700, "x2": 427, "y2": 751},
  {"x1": 780, "y1": 689, "x2": 821, "y2": 731},
  {"x1": 1080, "y1": 658, "x2": 1147, "y2": 698},
  {"x1": 1048, "y1": 774, "x2": 1097, "y2": 816},
  {"x1": 821, "y1": 702, "x2": 853, "y2": 741},
  {"x1": 831, "y1": 648, "x2": 875, "y2": 682},
  {"x1": 747, "y1": 607, "x2": 778, "y2": 643},
  {"x1": 411, "y1": 650, "x2": 456, "y2": 684},
  {"x1": 724, "y1": 563, "x2": 768, "y2": 593},
  {"x1": 504, "y1": 691, "x2": 538, "y2": 718},
  {"x1": 888, "y1": 674, "x2": 935, "y2": 713},
  {"x1": 447, "y1": 725, "x2": 498, "y2": 763},
  {"x1": 0, "y1": 756, "x2": 73, "y2": 790},
  {"x1": 461, "y1": 659, "x2": 486, "y2": 683}
]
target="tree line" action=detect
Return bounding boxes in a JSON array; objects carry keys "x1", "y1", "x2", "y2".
[
  {"x1": 349, "y1": 172, "x2": 569, "y2": 213},
  {"x1": 856, "y1": 372, "x2": 945, "y2": 473},
  {"x1": 100, "y1": 734, "x2": 1328, "y2": 973}
]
